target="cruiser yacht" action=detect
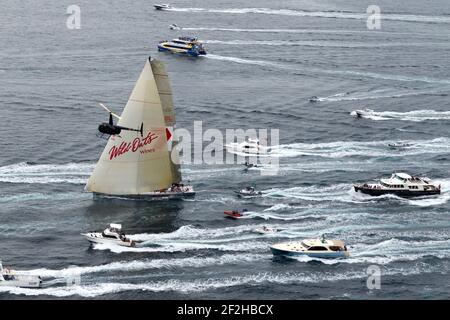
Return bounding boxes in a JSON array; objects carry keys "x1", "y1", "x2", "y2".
[
  {"x1": 82, "y1": 223, "x2": 137, "y2": 247},
  {"x1": 270, "y1": 237, "x2": 349, "y2": 259},
  {"x1": 354, "y1": 172, "x2": 441, "y2": 197}
]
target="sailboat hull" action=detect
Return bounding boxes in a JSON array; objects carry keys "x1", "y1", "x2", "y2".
[{"x1": 93, "y1": 191, "x2": 195, "y2": 200}]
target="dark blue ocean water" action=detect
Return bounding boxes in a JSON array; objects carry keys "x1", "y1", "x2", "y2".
[{"x1": 0, "y1": 0, "x2": 449, "y2": 299}]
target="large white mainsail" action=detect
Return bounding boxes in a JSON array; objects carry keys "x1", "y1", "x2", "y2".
[
  {"x1": 86, "y1": 57, "x2": 192, "y2": 197},
  {"x1": 150, "y1": 59, "x2": 182, "y2": 184}
]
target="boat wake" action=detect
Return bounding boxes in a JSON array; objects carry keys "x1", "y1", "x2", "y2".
[
  {"x1": 167, "y1": 7, "x2": 450, "y2": 24},
  {"x1": 205, "y1": 54, "x2": 280, "y2": 69},
  {"x1": 312, "y1": 89, "x2": 448, "y2": 102},
  {"x1": 2, "y1": 261, "x2": 447, "y2": 297},
  {"x1": 272, "y1": 137, "x2": 450, "y2": 158},
  {"x1": 23, "y1": 253, "x2": 270, "y2": 279},
  {"x1": 351, "y1": 109, "x2": 450, "y2": 121},
  {"x1": 0, "y1": 162, "x2": 92, "y2": 184},
  {"x1": 206, "y1": 54, "x2": 450, "y2": 84}
]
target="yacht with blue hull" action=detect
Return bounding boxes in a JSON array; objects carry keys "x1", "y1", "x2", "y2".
[
  {"x1": 158, "y1": 37, "x2": 207, "y2": 57},
  {"x1": 270, "y1": 238, "x2": 349, "y2": 259},
  {"x1": 354, "y1": 172, "x2": 441, "y2": 198}
]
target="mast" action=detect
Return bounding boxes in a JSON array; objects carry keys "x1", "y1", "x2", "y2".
[{"x1": 86, "y1": 57, "x2": 180, "y2": 195}]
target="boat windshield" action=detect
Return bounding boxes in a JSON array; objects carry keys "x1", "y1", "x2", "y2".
[
  {"x1": 301, "y1": 241, "x2": 310, "y2": 249},
  {"x1": 308, "y1": 246, "x2": 328, "y2": 251}
]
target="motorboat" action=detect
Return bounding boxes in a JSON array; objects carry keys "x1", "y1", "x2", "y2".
[
  {"x1": 169, "y1": 24, "x2": 181, "y2": 30},
  {"x1": 270, "y1": 237, "x2": 349, "y2": 259},
  {"x1": 82, "y1": 224, "x2": 138, "y2": 247},
  {"x1": 225, "y1": 138, "x2": 271, "y2": 155},
  {"x1": 224, "y1": 209, "x2": 247, "y2": 219},
  {"x1": 0, "y1": 261, "x2": 43, "y2": 288},
  {"x1": 253, "y1": 226, "x2": 278, "y2": 235},
  {"x1": 158, "y1": 37, "x2": 207, "y2": 57},
  {"x1": 235, "y1": 186, "x2": 262, "y2": 197},
  {"x1": 154, "y1": 4, "x2": 171, "y2": 10},
  {"x1": 354, "y1": 172, "x2": 441, "y2": 197},
  {"x1": 309, "y1": 96, "x2": 319, "y2": 102}
]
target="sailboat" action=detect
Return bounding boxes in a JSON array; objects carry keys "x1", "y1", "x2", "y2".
[{"x1": 86, "y1": 57, "x2": 195, "y2": 199}]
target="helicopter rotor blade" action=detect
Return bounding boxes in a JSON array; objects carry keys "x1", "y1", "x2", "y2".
[{"x1": 98, "y1": 103, "x2": 121, "y2": 120}]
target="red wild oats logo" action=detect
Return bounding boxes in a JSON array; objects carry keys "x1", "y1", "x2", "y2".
[{"x1": 108, "y1": 131, "x2": 158, "y2": 160}]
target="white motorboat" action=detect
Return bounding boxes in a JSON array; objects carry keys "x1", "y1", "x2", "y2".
[
  {"x1": 82, "y1": 223, "x2": 137, "y2": 247},
  {"x1": 270, "y1": 237, "x2": 349, "y2": 259},
  {"x1": 225, "y1": 138, "x2": 270, "y2": 155},
  {"x1": 0, "y1": 261, "x2": 42, "y2": 288},
  {"x1": 354, "y1": 172, "x2": 441, "y2": 198},
  {"x1": 253, "y1": 226, "x2": 278, "y2": 234},
  {"x1": 235, "y1": 186, "x2": 262, "y2": 197},
  {"x1": 154, "y1": 4, "x2": 171, "y2": 10}
]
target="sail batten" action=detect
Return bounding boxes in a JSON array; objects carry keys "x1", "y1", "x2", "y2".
[{"x1": 86, "y1": 58, "x2": 181, "y2": 195}]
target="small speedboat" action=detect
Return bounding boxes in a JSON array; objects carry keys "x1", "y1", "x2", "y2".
[
  {"x1": 169, "y1": 24, "x2": 181, "y2": 30},
  {"x1": 387, "y1": 142, "x2": 413, "y2": 149},
  {"x1": 225, "y1": 138, "x2": 270, "y2": 155},
  {"x1": 154, "y1": 4, "x2": 171, "y2": 10},
  {"x1": 309, "y1": 96, "x2": 319, "y2": 102},
  {"x1": 82, "y1": 223, "x2": 137, "y2": 247},
  {"x1": 352, "y1": 108, "x2": 373, "y2": 118},
  {"x1": 235, "y1": 187, "x2": 262, "y2": 198},
  {"x1": 243, "y1": 162, "x2": 258, "y2": 169},
  {"x1": 253, "y1": 226, "x2": 278, "y2": 235},
  {"x1": 224, "y1": 209, "x2": 247, "y2": 219},
  {"x1": 0, "y1": 261, "x2": 43, "y2": 288},
  {"x1": 354, "y1": 172, "x2": 441, "y2": 198},
  {"x1": 158, "y1": 37, "x2": 207, "y2": 57},
  {"x1": 270, "y1": 237, "x2": 349, "y2": 259}
]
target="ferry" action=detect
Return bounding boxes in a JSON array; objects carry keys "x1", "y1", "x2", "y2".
[
  {"x1": 354, "y1": 172, "x2": 441, "y2": 197},
  {"x1": 158, "y1": 37, "x2": 207, "y2": 57}
]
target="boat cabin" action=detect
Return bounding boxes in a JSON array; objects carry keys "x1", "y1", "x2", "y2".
[{"x1": 102, "y1": 223, "x2": 125, "y2": 240}]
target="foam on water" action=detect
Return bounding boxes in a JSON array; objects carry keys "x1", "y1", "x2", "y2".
[
  {"x1": 351, "y1": 109, "x2": 450, "y2": 122},
  {"x1": 0, "y1": 162, "x2": 93, "y2": 184},
  {"x1": 168, "y1": 7, "x2": 450, "y2": 24},
  {"x1": 3, "y1": 261, "x2": 447, "y2": 297},
  {"x1": 272, "y1": 137, "x2": 450, "y2": 158},
  {"x1": 313, "y1": 89, "x2": 448, "y2": 102},
  {"x1": 24, "y1": 253, "x2": 270, "y2": 278}
]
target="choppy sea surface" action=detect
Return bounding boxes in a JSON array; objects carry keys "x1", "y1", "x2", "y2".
[{"x1": 0, "y1": 0, "x2": 449, "y2": 299}]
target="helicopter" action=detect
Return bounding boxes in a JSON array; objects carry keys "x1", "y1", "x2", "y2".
[{"x1": 97, "y1": 103, "x2": 143, "y2": 137}]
